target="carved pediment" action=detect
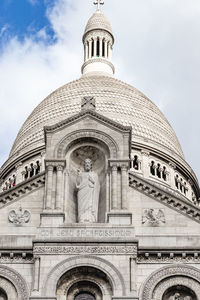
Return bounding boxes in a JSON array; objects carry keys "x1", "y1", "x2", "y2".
[
  {"x1": 129, "y1": 172, "x2": 200, "y2": 224},
  {"x1": 44, "y1": 109, "x2": 132, "y2": 160},
  {"x1": 0, "y1": 173, "x2": 45, "y2": 209},
  {"x1": 44, "y1": 109, "x2": 132, "y2": 135}
]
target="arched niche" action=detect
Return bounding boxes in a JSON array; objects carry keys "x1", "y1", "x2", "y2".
[
  {"x1": 162, "y1": 285, "x2": 197, "y2": 300},
  {"x1": 55, "y1": 130, "x2": 118, "y2": 160},
  {"x1": 0, "y1": 288, "x2": 7, "y2": 300},
  {"x1": 65, "y1": 138, "x2": 110, "y2": 223},
  {"x1": 0, "y1": 276, "x2": 18, "y2": 300},
  {"x1": 42, "y1": 255, "x2": 125, "y2": 297},
  {"x1": 140, "y1": 265, "x2": 200, "y2": 300},
  {"x1": 56, "y1": 267, "x2": 111, "y2": 300}
]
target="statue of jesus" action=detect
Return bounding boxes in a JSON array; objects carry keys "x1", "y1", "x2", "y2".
[{"x1": 76, "y1": 158, "x2": 100, "y2": 223}]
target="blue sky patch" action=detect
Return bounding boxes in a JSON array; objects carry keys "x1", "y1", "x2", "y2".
[{"x1": 0, "y1": 0, "x2": 55, "y2": 43}]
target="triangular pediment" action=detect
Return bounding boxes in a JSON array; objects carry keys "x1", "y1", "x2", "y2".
[
  {"x1": 44, "y1": 109, "x2": 132, "y2": 136},
  {"x1": 130, "y1": 172, "x2": 200, "y2": 224}
]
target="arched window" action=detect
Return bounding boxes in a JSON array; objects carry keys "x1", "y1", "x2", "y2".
[
  {"x1": 150, "y1": 161, "x2": 155, "y2": 176},
  {"x1": 30, "y1": 163, "x2": 34, "y2": 178},
  {"x1": 92, "y1": 39, "x2": 94, "y2": 57},
  {"x1": 97, "y1": 38, "x2": 100, "y2": 57},
  {"x1": 25, "y1": 166, "x2": 28, "y2": 180},
  {"x1": 175, "y1": 175, "x2": 179, "y2": 189},
  {"x1": 162, "y1": 166, "x2": 167, "y2": 181},
  {"x1": 36, "y1": 161, "x2": 40, "y2": 175},
  {"x1": 75, "y1": 292, "x2": 96, "y2": 300},
  {"x1": 133, "y1": 155, "x2": 139, "y2": 170},
  {"x1": 157, "y1": 163, "x2": 161, "y2": 178},
  {"x1": 102, "y1": 40, "x2": 105, "y2": 57}
]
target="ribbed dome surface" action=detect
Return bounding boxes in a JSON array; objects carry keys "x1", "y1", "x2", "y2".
[
  {"x1": 9, "y1": 76, "x2": 184, "y2": 161},
  {"x1": 84, "y1": 10, "x2": 113, "y2": 36}
]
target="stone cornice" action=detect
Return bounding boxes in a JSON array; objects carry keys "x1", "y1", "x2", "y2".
[
  {"x1": 44, "y1": 109, "x2": 132, "y2": 135},
  {"x1": 81, "y1": 58, "x2": 115, "y2": 74},
  {"x1": 129, "y1": 172, "x2": 200, "y2": 224},
  {"x1": 0, "y1": 172, "x2": 45, "y2": 208},
  {"x1": 131, "y1": 142, "x2": 199, "y2": 196},
  {"x1": 137, "y1": 249, "x2": 200, "y2": 264},
  {"x1": 0, "y1": 146, "x2": 45, "y2": 180}
]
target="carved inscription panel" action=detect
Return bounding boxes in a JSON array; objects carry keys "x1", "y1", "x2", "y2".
[{"x1": 37, "y1": 227, "x2": 135, "y2": 241}]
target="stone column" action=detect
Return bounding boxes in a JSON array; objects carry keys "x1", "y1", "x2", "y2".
[
  {"x1": 111, "y1": 165, "x2": 118, "y2": 209},
  {"x1": 121, "y1": 165, "x2": 128, "y2": 209},
  {"x1": 130, "y1": 257, "x2": 137, "y2": 291},
  {"x1": 169, "y1": 162, "x2": 176, "y2": 188},
  {"x1": 141, "y1": 150, "x2": 150, "y2": 178},
  {"x1": 108, "y1": 43, "x2": 112, "y2": 59},
  {"x1": 55, "y1": 165, "x2": 64, "y2": 210},
  {"x1": 105, "y1": 40, "x2": 108, "y2": 58},
  {"x1": 94, "y1": 38, "x2": 97, "y2": 57},
  {"x1": 106, "y1": 170, "x2": 110, "y2": 212},
  {"x1": 40, "y1": 151, "x2": 46, "y2": 172},
  {"x1": 84, "y1": 43, "x2": 87, "y2": 61},
  {"x1": 21, "y1": 171, "x2": 26, "y2": 182},
  {"x1": 89, "y1": 40, "x2": 92, "y2": 59},
  {"x1": 33, "y1": 256, "x2": 40, "y2": 291},
  {"x1": 15, "y1": 162, "x2": 23, "y2": 184},
  {"x1": 46, "y1": 165, "x2": 54, "y2": 210}
]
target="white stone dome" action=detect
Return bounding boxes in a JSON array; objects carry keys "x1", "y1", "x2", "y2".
[
  {"x1": 84, "y1": 10, "x2": 113, "y2": 37},
  {"x1": 9, "y1": 75, "x2": 184, "y2": 162}
]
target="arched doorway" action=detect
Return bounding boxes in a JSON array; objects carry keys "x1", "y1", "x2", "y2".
[
  {"x1": 162, "y1": 285, "x2": 197, "y2": 300},
  {"x1": 56, "y1": 266, "x2": 112, "y2": 300}
]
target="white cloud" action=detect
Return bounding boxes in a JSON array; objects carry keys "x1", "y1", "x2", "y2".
[
  {"x1": 27, "y1": 0, "x2": 39, "y2": 5},
  {"x1": 0, "y1": 0, "x2": 199, "y2": 183},
  {"x1": 0, "y1": 24, "x2": 9, "y2": 37}
]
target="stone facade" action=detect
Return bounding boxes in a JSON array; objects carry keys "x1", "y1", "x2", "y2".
[{"x1": 0, "y1": 4, "x2": 200, "y2": 300}]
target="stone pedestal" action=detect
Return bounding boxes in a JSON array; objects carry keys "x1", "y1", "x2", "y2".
[
  {"x1": 40, "y1": 213, "x2": 65, "y2": 227},
  {"x1": 106, "y1": 212, "x2": 132, "y2": 225}
]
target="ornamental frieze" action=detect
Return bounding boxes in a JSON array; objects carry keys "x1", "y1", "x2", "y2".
[{"x1": 34, "y1": 245, "x2": 137, "y2": 256}]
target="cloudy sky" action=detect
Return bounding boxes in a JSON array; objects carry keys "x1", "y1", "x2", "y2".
[{"x1": 0, "y1": 0, "x2": 199, "y2": 181}]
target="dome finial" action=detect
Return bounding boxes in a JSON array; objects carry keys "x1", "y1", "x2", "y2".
[{"x1": 93, "y1": 0, "x2": 104, "y2": 11}]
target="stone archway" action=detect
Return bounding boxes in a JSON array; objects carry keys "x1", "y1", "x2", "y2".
[
  {"x1": 42, "y1": 255, "x2": 126, "y2": 297},
  {"x1": 55, "y1": 130, "x2": 118, "y2": 160},
  {"x1": 140, "y1": 265, "x2": 200, "y2": 300},
  {"x1": 0, "y1": 266, "x2": 29, "y2": 300}
]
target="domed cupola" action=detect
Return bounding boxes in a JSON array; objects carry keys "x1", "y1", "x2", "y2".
[{"x1": 82, "y1": 0, "x2": 115, "y2": 76}]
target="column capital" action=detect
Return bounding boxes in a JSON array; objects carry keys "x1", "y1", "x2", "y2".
[
  {"x1": 45, "y1": 160, "x2": 65, "y2": 168},
  {"x1": 111, "y1": 165, "x2": 118, "y2": 172},
  {"x1": 56, "y1": 165, "x2": 64, "y2": 172},
  {"x1": 121, "y1": 165, "x2": 128, "y2": 171},
  {"x1": 47, "y1": 165, "x2": 54, "y2": 172}
]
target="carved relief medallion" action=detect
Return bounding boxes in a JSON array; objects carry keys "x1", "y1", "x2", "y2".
[{"x1": 142, "y1": 208, "x2": 165, "y2": 226}]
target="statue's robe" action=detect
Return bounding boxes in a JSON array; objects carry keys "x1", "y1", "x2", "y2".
[{"x1": 76, "y1": 171, "x2": 100, "y2": 223}]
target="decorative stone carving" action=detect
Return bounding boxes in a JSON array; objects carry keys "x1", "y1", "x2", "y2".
[
  {"x1": 0, "y1": 173, "x2": 45, "y2": 208},
  {"x1": 137, "y1": 252, "x2": 200, "y2": 264},
  {"x1": 56, "y1": 128, "x2": 118, "y2": 159},
  {"x1": 8, "y1": 207, "x2": 30, "y2": 225},
  {"x1": 33, "y1": 245, "x2": 137, "y2": 255},
  {"x1": 76, "y1": 158, "x2": 100, "y2": 223},
  {"x1": 142, "y1": 208, "x2": 165, "y2": 226},
  {"x1": 129, "y1": 173, "x2": 200, "y2": 224},
  {"x1": 141, "y1": 265, "x2": 200, "y2": 300},
  {"x1": 81, "y1": 96, "x2": 96, "y2": 111},
  {"x1": 0, "y1": 265, "x2": 29, "y2": 300}
]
